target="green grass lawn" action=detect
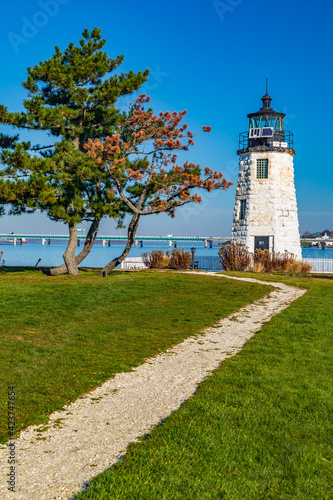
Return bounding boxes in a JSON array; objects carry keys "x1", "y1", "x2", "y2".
[
  {"x1": 0, "y1": 268, "x2": 269, "y2": 444},
  {"x1": 73, "y1": 273, "x2": 333, "y2": 500}
]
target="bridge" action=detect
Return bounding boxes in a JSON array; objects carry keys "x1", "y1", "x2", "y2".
[
  {"x1": 0, "y1": 233, "x2": 231, "y2": 248},
  {"x1": 2, "y1": 234, "x2": 332, "y2": 249}
]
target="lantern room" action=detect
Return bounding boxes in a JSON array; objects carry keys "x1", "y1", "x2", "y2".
[{"x1": 237, "y1": 89, "x2": 294, "y2": 155}]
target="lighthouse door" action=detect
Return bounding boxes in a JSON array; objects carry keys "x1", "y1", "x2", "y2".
[{"x1": 254, "y1": 236, "x2": 269, "y2": 251}]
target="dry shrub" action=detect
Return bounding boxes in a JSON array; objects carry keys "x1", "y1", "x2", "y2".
[
  {"x1": 301, "y1": 261, "x2": 312, "y2": 273},
  {"x1": 142, "y1": 248, "x2": 191, "y2": 269},
  {"x1": 285, "y1": 260, "x2": 300, "y2": 273},
  {"x1": 285, "y1": 260, "x2": 312, "y2": 273},
  {"x1": 272, "y1": 251, "x2": 293, "y2": 271},
  {"x1": 253, "y1": 249, "x2": 272, "y2": 271},
  {"x1": 291, "y1": 261, "x2": 303, "y2": 273},
  {"x1": 218, "y1": 243, "x2": 251, "y2": 271},
  {"x1": 253, "y1": 262, "x2": 265, "y2": 273},
  {"x1": 168, "y1": 248, "x2": 192, "y2": 269},
  {"x1": 252, "y1": 250, "x2": 312, "y2": 273},
  {"x1": 142, "y1": 249, "x2": 165, "y2": 268},
  {"x1": 161, "y1": 255, "x2": 170, "y2": 267},
  {"x1": 253, "y1": 249, "x2": 293, "y2": 272}
]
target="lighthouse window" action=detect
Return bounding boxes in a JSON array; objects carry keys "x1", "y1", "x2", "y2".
[
  {"x1": 268, "y1": 116, "x2": 277, "y2": 128},
  {"x1": 240, "y1": 200, "x2": 246, "y2": 219},
  {"x1": 257, "y1": 159, "x2": 268, "y2": 179},
  {"x1": 259, "y1": 116, "x2": 269, "y2": 128},
  {"x1": 249, "y1": 117, "x2": 260, "y2": 128}
]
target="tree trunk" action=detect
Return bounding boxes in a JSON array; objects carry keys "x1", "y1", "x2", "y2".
[
  {"x1": 100, "y1": 213, "x2": 140, "y2": 275},
  {"x1": 48, "y1": 218, "x2": 100, "y2": 275},
  {"x1": 75, "y1": 218, "x2": 100, "y2": 263},
  {"x1": 63, "y1": 222, "x2": 79, "y2": 275}
]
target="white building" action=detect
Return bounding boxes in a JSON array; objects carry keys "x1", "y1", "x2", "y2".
[{"x1": 231, "y1": 90, "x2": 302, "y2": 260}]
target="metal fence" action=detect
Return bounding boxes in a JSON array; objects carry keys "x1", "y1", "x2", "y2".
[
  {"x1": 194, "y1": 256, "x2": 221, "y2": 271},
  {"x1": 303, "y1": 258, "x2": 333, "y2": 274}
]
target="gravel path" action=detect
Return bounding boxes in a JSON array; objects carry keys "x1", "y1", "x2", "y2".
[{"x1": 0, "y1": 273, "x2": 306, "y2": 499}]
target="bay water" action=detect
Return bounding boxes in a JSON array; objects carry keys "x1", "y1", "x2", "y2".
[
  {"x1": 0, "y1": 239, "x2": 331, "y2": 269},
  {"x1": 0, "y1": 240, "x2": 219, "y2": 268}
]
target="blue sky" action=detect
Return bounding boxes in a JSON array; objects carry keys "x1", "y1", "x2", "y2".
[{"x1": 0, "y1": 0, "x2": 332, "y2": 237}]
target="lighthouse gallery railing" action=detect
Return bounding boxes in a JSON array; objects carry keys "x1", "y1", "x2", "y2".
[{"x1": 238, "y1": 130, "x2": 294, "y2": 151}]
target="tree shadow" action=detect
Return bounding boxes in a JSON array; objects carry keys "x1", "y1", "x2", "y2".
[
  {"x1": 0, "y1": 266, "x2": 125, "y2": 276},
  {"x1": 0, "y1": 266, "x2": 48, "y2": 274}
]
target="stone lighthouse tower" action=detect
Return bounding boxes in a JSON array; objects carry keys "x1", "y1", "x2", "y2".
[{"x1": 232, "y1": 88, "x2": 302, "y2": 260}]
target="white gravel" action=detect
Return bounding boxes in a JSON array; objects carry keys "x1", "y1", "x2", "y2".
[{"x1": 0, "y1": 273, "x2": 306, "y2": 499}]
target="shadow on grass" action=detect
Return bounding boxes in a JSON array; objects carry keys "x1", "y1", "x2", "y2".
[
  {"x1": 0, "y1": 266, "x2": 46, "y2": 274},
  {"x1": 0, "y1": 266, "x2": 125, "y2": 277}
]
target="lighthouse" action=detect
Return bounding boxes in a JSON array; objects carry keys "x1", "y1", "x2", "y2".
[{"x1": 231, "y1": 88, "x2": 302, "y2": 260}]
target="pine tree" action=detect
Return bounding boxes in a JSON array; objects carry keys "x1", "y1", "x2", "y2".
[{"x1": 0, "y1": 28, "x2": 148, "y2": 274}]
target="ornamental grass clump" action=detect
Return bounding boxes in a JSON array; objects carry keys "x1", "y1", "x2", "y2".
[
  {"x1": 218, "y1": 243, "x2": 251, "y2": 271},
  {"x1": 285, "y1": 259, "x2": 313, "y2": 273},
  {"x1": 253, "y1": 249, "x2": 291, "y2": 272},
  {"x1": 252, "y1": 249, "x2": 312, "y2": 273},
  {"x1": 300, "y1": 261, "x2": 313, "y2": 273}
]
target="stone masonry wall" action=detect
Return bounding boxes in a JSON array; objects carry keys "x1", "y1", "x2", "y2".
[{"x1": 232, "y1": 151, "x2": 302, "y2": 260}]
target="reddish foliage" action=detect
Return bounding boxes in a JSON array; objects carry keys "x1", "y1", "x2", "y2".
[{"x1": 84, "y1": 95, "x2": 232, "y2": 218}]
